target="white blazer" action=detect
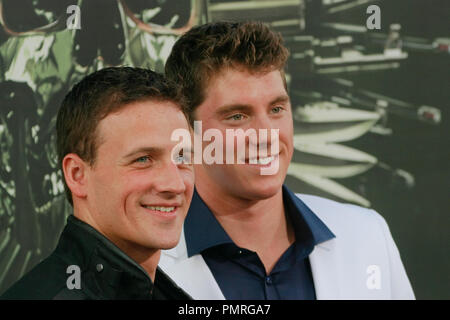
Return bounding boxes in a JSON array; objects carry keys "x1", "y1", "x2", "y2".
[{"x1": 159, "y1": 193, "x2": 415, "y2": 300}]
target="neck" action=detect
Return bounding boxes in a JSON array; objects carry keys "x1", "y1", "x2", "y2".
[
  {"x1": 196, "y1": 180, "x2": 295, "y2": 274},
  {"x1": 112, "y1": 241, "x2": 161, "y2": 282},
  {"x1": 73, "y1": 208, "x2": 160, "y2": 282}
]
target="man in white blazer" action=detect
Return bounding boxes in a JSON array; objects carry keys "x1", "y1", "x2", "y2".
[{"x1": 160, "y1": 21, "x2": 414, "y2": 300}]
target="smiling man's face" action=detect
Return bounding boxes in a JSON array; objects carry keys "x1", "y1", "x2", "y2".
[
  {"x1": 194, "y1": 67, "x2": 294, "y2": 200},
  {"x1": 84, "y1": 100, "x2": 194, "y2": 253}
]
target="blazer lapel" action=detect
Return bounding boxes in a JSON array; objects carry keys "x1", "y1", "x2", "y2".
[
  {"x1": 163, "y1": 224, "x2": 342, "y2": 300},
  {"x1": 309, "y1": 238, "x2": 341, "y2": 300},
  {"x1": 163, "y1": 254, "x2": 225, "y2": 300}
]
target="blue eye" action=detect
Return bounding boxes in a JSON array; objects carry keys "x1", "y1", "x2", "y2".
[
  {"x1": 271, "y1": 106, "x2": 283, "y2": 113},
  {"x1": 228, "y1": 114, "x2": 244, "y2": 121},
  {"x1": 174, "y1": 156, "x2": 185, "y2": 164},
  {"x1": 135, "y1": 156, "x2": 150, "y2": 163},
  {"x1": 174, "y1": 151, "x2": 192, "y2": 164}
]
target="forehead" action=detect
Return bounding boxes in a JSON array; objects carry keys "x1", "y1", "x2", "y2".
[
  {"x1": 96, "y1": 100, "x2": 190, "y2": 154},
  {"x1": 211, "y1": 67, "x2": 285, "y2": 90},
  {"x1": 199, "y1": 68, "x2": 288, "y2": 112}
]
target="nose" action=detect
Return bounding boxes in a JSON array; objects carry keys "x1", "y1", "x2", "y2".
[
  {"x1": 249, "y1": 113, "x2": 275, "y2": 151},
  {"x1": 253, "y1": 112, "x2": 273, "y2": 131},
  {"x1": 153, "y1": 161, "x2": 186, "y2": 196}
]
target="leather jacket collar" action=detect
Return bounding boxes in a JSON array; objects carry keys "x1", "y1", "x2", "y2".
[{"x1": 54, "y1": 215, "x2": 190, "y2": 300}]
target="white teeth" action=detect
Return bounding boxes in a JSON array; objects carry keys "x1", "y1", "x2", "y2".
[
  {"x1": 256, "y1": 156, "x2": 274, "y2": 165},
  {"x1": 247, "y1": 156, "x2": 275, "y2": 165},
  {"x1": 144, "y1": 206, "x2": 175, "y2": 213}
]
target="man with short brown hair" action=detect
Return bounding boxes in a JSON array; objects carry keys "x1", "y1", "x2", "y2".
[
  {"x1": 2, "y1": 67, "x2": 194, "y2": 300},
  {"x1": 160, "y1": 21, "x2": 414, "y2": 300}
]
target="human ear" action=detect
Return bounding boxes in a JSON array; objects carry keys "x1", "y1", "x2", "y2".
[{"x1": 62, "y1": 153, "x2": 88, "y2": 200}]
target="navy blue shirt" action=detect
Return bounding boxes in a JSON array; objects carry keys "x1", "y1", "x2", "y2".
[{"x1": 184, "y1": 185, "x2": 335, "y2": 300}]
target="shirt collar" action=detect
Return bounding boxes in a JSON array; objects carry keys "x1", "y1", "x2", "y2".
[
  {"x1": 184, "y1": 189, "x2": 233, "y2": 257},
  {"x1": 184, "y1": 185, "x2": 335, "y2": 258},
  {"x1": 282, "y1": 186, "x2": 336, "y2": 245}
]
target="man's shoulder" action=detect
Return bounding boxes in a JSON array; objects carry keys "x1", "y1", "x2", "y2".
[
  {"x1": 295, "y1": 193, "x2": 388, "y2": 239},
  {"x1": 296, "y1": 193, "x2": 378, "y2": 217},
  {"x1": 1, "y1": 252, "x2": 85, "y2": 300}
]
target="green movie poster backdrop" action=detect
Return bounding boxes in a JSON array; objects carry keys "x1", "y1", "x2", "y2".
[{"x1": 0, "y1": 0, "x2": 449, "y2": 299}]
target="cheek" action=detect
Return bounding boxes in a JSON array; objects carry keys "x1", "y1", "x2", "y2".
[
  {"x1": 121, "y1": 173, "x2": 152, "y2": 205},
  {"x1": 225, "y1": 134, "x2": 243, "y2": 155},
  {"x1": 281, "y1": 134, "x2": 294, "y2": 162},
  {"x1": 279, "y1": 117, "x2": 294, "y2": 148},
  {"x1": 89, "y1": 169, "x2": 119, "y2": 203},
  {"x1": 182, "y1": 169, "x2": 195, "y2": 193}
]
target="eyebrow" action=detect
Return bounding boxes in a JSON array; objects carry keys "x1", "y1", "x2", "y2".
[
  {"x1": 271, "y1": 94, "x2": 291, "y2": 105},
  {"x1": 214, "y1": 94, "x2": 291, "y2": 117},
  {"x1": 215, "y1": 104, "x2": 253, "y2": 117}
]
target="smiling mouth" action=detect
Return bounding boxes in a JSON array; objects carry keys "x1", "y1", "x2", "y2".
[
  {"x1": 244, "y1": 153, "x2": 280, "y2": 165},
  {"x1": 142, "y1": 205, "x2": 177, "y2": 213}
]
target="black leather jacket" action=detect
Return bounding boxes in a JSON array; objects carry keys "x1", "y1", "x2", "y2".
[{"x1": 1, "y1": 215, "x2": 191, "y2": 300}]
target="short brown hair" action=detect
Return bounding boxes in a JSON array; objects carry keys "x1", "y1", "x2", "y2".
[
  {"x1": 165, "y1": 21, "x2": 289, "y2": 118},
  {"x1": 56, "y1": 67, "x2": 186, "y2": 205}
]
